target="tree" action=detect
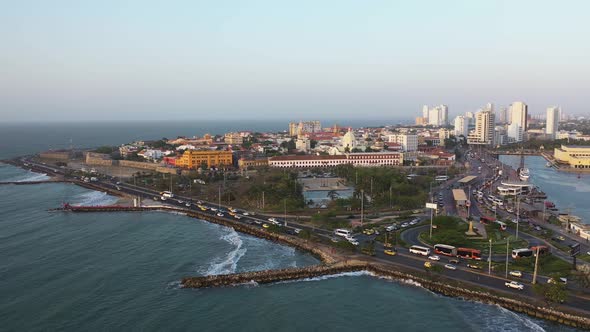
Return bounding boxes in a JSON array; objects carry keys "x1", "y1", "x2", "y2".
[
  {"x1": 327, "y1": 190, "x2": 340, "y2": 201},
  {"x1": 310, "y1": 139, "x2": 318, "y2": 148},
  {"x1": 534, "y1": 282, "x2": 568, "y2": 305}
]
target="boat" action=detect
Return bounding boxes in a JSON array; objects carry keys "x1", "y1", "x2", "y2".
[
  {"x1": 518, "y1": 168, "x2": 530, "y2": 181},
  {"x1": 546, "y1": 162, "x2": 552, "y2": 167}
]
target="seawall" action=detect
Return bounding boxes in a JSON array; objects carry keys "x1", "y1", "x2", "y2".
[{"x1": 181, "y1": 260, "x2": 590, "y2": 330}]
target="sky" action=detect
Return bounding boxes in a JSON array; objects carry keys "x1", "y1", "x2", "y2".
[{"x1": 2, "y1": 0, "x2": 590, "y2": 122}]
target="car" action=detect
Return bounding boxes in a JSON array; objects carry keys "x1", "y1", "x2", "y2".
[
  {"x1": 409, "y1": 220, "x2": 418, "y2": 226},
  {"x1": 401, "y1": 222, "x2": 409, "y2": 228},
  {"x1": 428, "y1": 255, "x2": 440, "y2": 261},
  {"x1": 243, "y1": 212, "x2": 250, "y2": 216},
  {"x1": 216, "y1": 212, "x2": 224, "y2": 217},
  {"x1": 229, "y1": 208, "x2": 237, "y2": 213},
  {"x1": 548, "y1": 277, "x2": 567, "y2": 285},
  {"x1": 467, "y1": 263, "x2": 481, "y2": 269},
  {"x1": 362, "y1": 229, "x2": 375, "y2": 235},
  {"x1": 444, "y1": 264, "x2": 457, "y2": 270},
  {"x1": 424, "y1": 261, "x2": 433, "y2": 268},
  {"x1": 268, "y1": 217, "x2": 277, "y2": 222},
  {"x1": 210, "y1": 207, "x2": 218, "y2": 212},
  {"x1": 185, "y1": 203, "x2": 191, "y2": 207},
  {"x1": 384, "y1": 249, "x2": 397, "y2": 256},
  {"x1": 386, "y1": 225, "x2": 398, "y2": 232},
  {"x1": 349, "y1": 240, "x2": 359, "y2": 246},
  {"x1": 509, "y1": 270, "x2": 523, "y2": 278},
  {"x1": 233, "y1": 215, "x2": 242, "y2": 219},
  {"x1": 505, "y1": 281, "x2": 524, "y2": 290},
  {"x1": 262, "y1": 223, "x2": 270, "y2": 228}
]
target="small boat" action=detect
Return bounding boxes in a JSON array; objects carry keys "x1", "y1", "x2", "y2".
[{"x1": 546, "y1": 162, "x2": 552, "y2": 167}]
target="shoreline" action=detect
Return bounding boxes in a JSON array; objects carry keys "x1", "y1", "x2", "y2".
[{"x1": 4, "y1": 160, "x2": 590, "y2": 329}]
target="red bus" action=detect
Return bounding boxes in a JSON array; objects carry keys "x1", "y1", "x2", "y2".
[
  {"x1": 457, "y1": 247, "x2": 482, "y2": 260},
  {"x1": 530, "y1": 245, "x2": 550, "y2": 256},
  {"x1": 434, "y1": 244, "x2": 457, "y2": 256}
]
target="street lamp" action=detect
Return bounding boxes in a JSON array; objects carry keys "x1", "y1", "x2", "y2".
[
  {"x1": 488, "y1": 238, "x2": 493, "y2": 275},
  {"x1": 505, "y1": 236, "x2": 510, "y2": 278}
]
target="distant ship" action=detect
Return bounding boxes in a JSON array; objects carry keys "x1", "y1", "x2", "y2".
[{"x1": 519, "y1": 168, "x2": 530, "y2": 181}]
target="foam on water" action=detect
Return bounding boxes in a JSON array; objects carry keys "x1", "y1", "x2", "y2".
[
  {"x1": 8, "y1": 171, "x2": 50, "y2": 182},
  {"x1": 204, "y1": 228, "x2": 247, "y2": 276},
  {"x1": 71, "y1": 191, "x2": 119, "y2": 206},
  {"x1": 273, "y1": 271, "x2": 372, "y2": 285}
]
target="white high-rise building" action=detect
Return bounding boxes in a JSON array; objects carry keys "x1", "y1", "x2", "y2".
[
  {"x1": 467, "y1": 110, "x2": 495, "y2": 145},
  {"x1": 422, "y1": 105, "x2": 429, "y2": 120},
  {"x1": 507, "y1": 123, "x2": 523, "y2": 142},
  {"x1": 438, "y1": 105, "x2": 449, "y2": 126},
  {"x1": 546, "y1": 106, "x2": 560, "y2": 139},
  {"x1": 428, "y1": 108, "x2": 440, "y2": 126},
  {"x1": 453, "y1": 116, "x2": 469, "y2": 138},
  {"x1": 510, "y1": 101, "x2": 528, "y2": 131}
]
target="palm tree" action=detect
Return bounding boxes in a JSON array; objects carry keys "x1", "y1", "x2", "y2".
[{"x1": 327, "y1": 190, "x2": 340, "y2": 201}]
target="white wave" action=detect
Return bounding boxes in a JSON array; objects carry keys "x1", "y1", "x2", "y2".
[
  {"x1": 7, "y1": 171, "x2": 50, "y2": 182},
  {"x1": 273, "y1": 270, "x2": 372, "y2": 285},
  {"x1": 166, "y1": 280, "x2": 182, "y2": 290},
  {"x1": 71, "y1": 191, "x2": 118, "y2": 206},
  {"x1": 494, "y1": 304, "x2": 546, "y2": 332},
  {"x1": 204, "y1": 228, "x2": 247, "y2": 276}
]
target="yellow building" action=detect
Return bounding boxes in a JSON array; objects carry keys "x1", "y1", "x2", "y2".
[
  {"x1": 177, "y1": 150, "x2": 233, "y2": 169},
  {"x1": 554, "y1": 145, "x2": 590, "y2": 169}
]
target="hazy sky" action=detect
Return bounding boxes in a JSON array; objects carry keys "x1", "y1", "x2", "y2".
[{"x1": 2, "y1": 0, "x2": 589, "y2": 122}]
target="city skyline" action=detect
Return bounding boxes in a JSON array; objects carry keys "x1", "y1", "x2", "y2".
[{"x1": 3, "y1": 1, "x2": 590, "y2": 122}]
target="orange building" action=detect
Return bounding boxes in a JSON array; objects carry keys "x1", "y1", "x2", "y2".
[{"x1": 177, "y1": 150, "x2": 233, "y2": 169}]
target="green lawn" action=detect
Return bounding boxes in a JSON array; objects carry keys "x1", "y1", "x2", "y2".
[
  {"x1": 493, "y1": 254, "x2": 573, "y2": 275},
  {"x1": 418, "y1": 216, "x2": 528, "y2": 254}
]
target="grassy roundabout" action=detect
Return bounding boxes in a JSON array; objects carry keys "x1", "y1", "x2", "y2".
[{"x1": 418, "y1": 216, "x2": 529, "y2": 254}]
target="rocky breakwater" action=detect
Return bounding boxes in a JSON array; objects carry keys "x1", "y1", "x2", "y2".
[
  {"x1": 182, "y1": 261, "x2": 370, "y2": 288},
  {"x1": 365, "y1": 264, "x2": 590, "y2": 330}
]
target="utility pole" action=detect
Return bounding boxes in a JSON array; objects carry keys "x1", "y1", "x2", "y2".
[
  {"x1": 516, "y1": 196, "x2": 520, "y2": 241},
  {"x1": 389, "y1": 184, "x2": 392, "y2": 209},
  {"x1": 370, "y1": 177, "x2": 373, "y2": 197},
  {"x1": 532, "y1": 246, "x2": 540, "y2": 284},
  {"x1": 488, "y1": 239, "x2": 492, "y2": 275},
  {"x1": 429, "y1": 206, "x2": 434, "y2": 239},
  {"x1": 262, "y1": 191, "x2": 265, "y2": 211},
  {"x1": 505, "y1": 237, "x2": 510, "y2": 278},
  {"x1": 542, "y1": 199, "x2": 546, "y2": 222},
  {"x1": 360, "y1": 189, "x2": 364, "y2": 228},
  {"x1": 218, "y1": 185, "x2": 221, "y2": 210},
  {"x1": 284, "y1": 199, "x2": 287, "y2": 227}
]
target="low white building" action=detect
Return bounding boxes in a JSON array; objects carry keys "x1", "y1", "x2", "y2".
[{"x1": 269, "y1": 152, "x2": 403, "y2": 168}]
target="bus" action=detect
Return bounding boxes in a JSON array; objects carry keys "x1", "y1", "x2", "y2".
[
  {"x1": 434, "y1": 244, "x2": 457, "y2": 256},
  {"x1": 511, "y1": 248, "x2": 534, "y2": 259},
  {"x1": 531, "y1": 245, "x2": 550, "y2": 256},
  {"x1": 457, "y1": 247, "x2": 482, "y2": 260},
  {"x1": 334, "y1": 229, "x2": 352, "y2": 238},
  {"x1": 435, "y1": 175, "x2": 449, "y2": 182},
  {"x1": 409, "y1": 245, "x2": 431, "y2": 256}
]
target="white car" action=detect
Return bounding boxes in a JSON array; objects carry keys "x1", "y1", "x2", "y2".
[
  {"x1": 268, "y1": 217, "x2": 277, "y2": 223},
  {"x1": 210, "y1": 207, "x2": 218, "y2": 212},
  {"x1": 216, "y1": 212, "x2": 224, "y2": 217},
  {"x1": 505, "y1": 281, "x2": 524, "y2": 290},
  {"x1": 233, "y1": 215, "x2": 242, "y2": 219},
  {"x1": 243, "y1": 212, "x2": 250, "y2": 216},
  {"x1": 444, "y1": 264, "x2": 457, "y2": 270},
  {"x1": 428, "y1": 255, "x2": 440, "y2": 261},
  {"x1": 509, "y1": 270, "x2": 522, "y2": 278},
  {"x1": 409, "y1": 220, "x2": 418, "y2": 225},
  {"x1": 349, "y1": 240, "x2": 359, "y2": 246},
  {"x1": 401, "y1": 223, "x2": 409, "y2": 228}
]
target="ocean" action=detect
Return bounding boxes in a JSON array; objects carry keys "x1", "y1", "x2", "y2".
[{"x1": 0, "y1": 123, "x2": 582, "y2": 331}]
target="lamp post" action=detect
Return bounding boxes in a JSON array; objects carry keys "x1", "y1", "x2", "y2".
[
  {"x1": 505, "y1": 236, "x2": 510, "y2": 278},
  {"x1": 488, "y1": 238, "x2": 493, "y2": 275},
  {"x1": 516, "y1": 196, "x2": 520, "y2": 240},
  {"x1": 360, "y1": 189, "x2": 364, "y2": 228}
]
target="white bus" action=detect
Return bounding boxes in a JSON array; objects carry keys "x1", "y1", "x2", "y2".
[
  {"x1": 334, "y1": 229, "x2": 352, "y2": 238},
  {"x1": 435, "y1": 176, "x2": 449, "y2": 182},
  {"x1": 409, "y1": 245, "x2": 431, "y2": 256}
]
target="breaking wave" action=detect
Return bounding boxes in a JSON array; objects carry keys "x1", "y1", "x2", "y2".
[
  {"x1": 204, "y1": 228, "x2": 247, "y2": 276},
  {"x1": 9, "y1": 171, "x2": 50, "y2": 182},
  {"x1": 71, "y1": 191, "x2": 119, "y2": 206}
]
